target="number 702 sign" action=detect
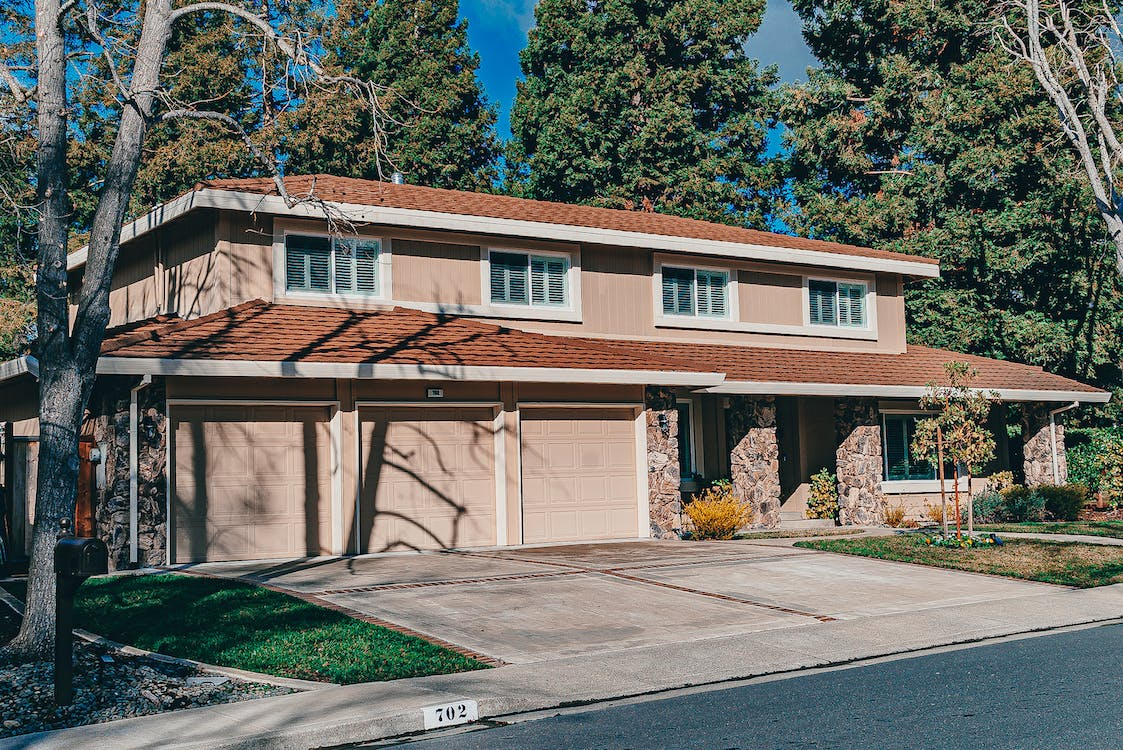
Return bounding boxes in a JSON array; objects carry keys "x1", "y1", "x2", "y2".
[{"x1": 422, "y1": 699, "x2": 480, "y2": 730}]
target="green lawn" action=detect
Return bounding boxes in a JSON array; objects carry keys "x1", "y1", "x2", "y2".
[
  {"x1": 975, "y1": 521, "x2": 1123, "y2": 540},
  {"x1": 795, "y1": 534, "x2": 1123, "y2": 588},
  {"x1": 735, "y1": 528, "x2": 863, "y2": 540},
  {"x1": 2, "y1": 574, "x2": 486, "y2": 684}
]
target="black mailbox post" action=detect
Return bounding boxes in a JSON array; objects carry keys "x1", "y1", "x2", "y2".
[{"x1": 53, "y1": 518, "x2": 108, "y2": 705}]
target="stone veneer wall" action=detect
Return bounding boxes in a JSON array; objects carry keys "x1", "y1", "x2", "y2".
[
  {"x1": 86, "y1": 376, "x2": 167, "y2": 570},
  {"x1": 1022, "y1": 404, "x2": 1067, "y2": 486},
  {"x1": 726, "y1": 396, "x2": 781, "y2": 528},
  {"x1": 645, "y1": 387, "x2": 681, "y2": 538},
  {"x1": 835, "y1": 397, "x2": 886, "y2": 525}
]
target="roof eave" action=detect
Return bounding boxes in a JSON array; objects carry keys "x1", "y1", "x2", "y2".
[
  {"x1": 0, "y1": 356, "x2": 39, "y2": 384},
  {"x1": 703, "y1": 380, "x2": 1110, "y2": 403},
  {"x1": 68, "y1": 188, "x2": 941, "y2": 278}
]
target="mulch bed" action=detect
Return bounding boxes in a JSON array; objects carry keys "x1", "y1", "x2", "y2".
[{"x1": 0, "y1": 600, "x2": 293, "y2": 740}]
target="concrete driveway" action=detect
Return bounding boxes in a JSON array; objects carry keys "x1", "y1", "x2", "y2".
[{"x1": 186, "y1": 539, "x2": 1053, "y2": 665}]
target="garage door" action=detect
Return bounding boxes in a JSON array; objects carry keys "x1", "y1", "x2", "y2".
[
  {"x1": 520, "y1": 407, "x2": 638, "y2": 544},
  {"x1": 359, "y1": 406, "x2": 498, "y2": 553},
  {"x1": 171, "y1": 405, "x2": 333, "y2": 563}
]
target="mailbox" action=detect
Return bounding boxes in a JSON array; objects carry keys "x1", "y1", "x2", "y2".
[{"x1": 54, "y1": 537, "x2": 108, "y2": 578}]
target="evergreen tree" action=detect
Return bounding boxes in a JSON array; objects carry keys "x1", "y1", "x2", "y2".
[
  {"x1": 507, "y1": 0, "x2": 778, "y2": 225},
  {"x1": 281, "y1": 0, "x2": 501, "y2": 190},
  {"x1": 782, "y1": 0, "x2": 1123, "y2": 410}
]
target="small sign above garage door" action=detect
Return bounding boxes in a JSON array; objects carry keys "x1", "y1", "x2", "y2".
[{"x1": 519, "y1": 406, "x2": 640, "y2": 545}]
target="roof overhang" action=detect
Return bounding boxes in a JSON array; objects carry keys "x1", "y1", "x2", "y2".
[
  {"x1": 67, "y1": 188, "x2": 942, "y2": 278},
  {"x1": 96, "y1": 356, "x2": 725, "y2": 387},
  {"x1": 0, "y1": 356, "x2": 39, "y2": 384},
  {"x1": 704, "y1": 380, "x2": 1111, "y2": 403}
]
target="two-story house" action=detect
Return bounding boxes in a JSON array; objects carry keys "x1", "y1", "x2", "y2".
[{"x1": 0, "y1": 175, "x2": 1108, "y2": 568}]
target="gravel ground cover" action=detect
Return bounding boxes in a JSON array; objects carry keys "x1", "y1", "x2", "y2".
[{"x1": 0, "y1": 600, "x2": 293, "y2": 739}]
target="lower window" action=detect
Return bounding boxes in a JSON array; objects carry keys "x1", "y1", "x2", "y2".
[{"x1": 882, "y1": 413, "x2": 945, "y2": 481}]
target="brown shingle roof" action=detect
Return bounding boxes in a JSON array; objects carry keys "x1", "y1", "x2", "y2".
[
  {"x1": 99, "y1": 301, "x2": 1104, "y2": 398},
  {"x1": 100, "y1": 300, "x2": 704, "y2": 373},
  {"x1": 195, "y1": 175, "x2": 938, "y2": 269},
  {"x1": 585, "y1": 339, "x2": 1104, "y2": 395}
]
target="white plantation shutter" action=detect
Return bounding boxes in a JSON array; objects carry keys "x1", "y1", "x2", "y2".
[
  {"x1": 695, "y1": 270, "x2": 728, "y2": 317},
  {"x1": 662, "y1": 267, "x2": 695, "y2": 316},
  {"x1": 808, "y1": 280, "x2": 838, "y2": 326},
  {"x1": 530, "y1": 255, "x2": 568, "y2": 306},
  {"x1": 490, "y1": 252, "x2": 529, "y2": 304},
  {"x1": 285, "y1": 235, "x2": 332, "y2": 292},
  {"x1": 838, "y1": 282, "x2": 866, "y2": 327}
]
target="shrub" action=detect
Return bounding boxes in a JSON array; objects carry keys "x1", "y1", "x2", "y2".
[
  {"x1": 1036, "y1": 483, "x2": 1089, "y2": 521},
  {"x1": 1067, "y1": 428, "x2": 1123, "y2": 505},
  {"x1": 685, "y1": 480, "x2": 753, "y2": 540},
  {"x1": 882, "y1": 503, "x2": 909, "y2": 528},
  {"x1": 988, "y1": 471, "x2": 1015, "y2": 493},
  {"x1": 924, "y1": 502, "x2": 947, "y2": 526},
  {"x1": 972, "y1": 491, "x2": 1006, "y2": 524},
  {"x1": 807, "y1": 469, "x2": 839, "y2": 521},
  {"x1": 999, "y1": 485, "x2": 1046, "y2": 522}
]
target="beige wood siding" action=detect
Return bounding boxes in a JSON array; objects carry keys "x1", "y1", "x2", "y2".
[
  {"x1": 359, "y1": 405, "x2": 497, "y2": 552},
  {"x1": 108, "y1": 236, "x2": 161, "y2": 327},
  {"x1": 392, "y1": 239, "x2": 482, "y2": 305},
  {"x1": 520, "y1": 407, "x2": 637, "y2": 544},
  {"x1": 170, "y1": 404, "x2": 333, "y2": 563},
  {"x1": 739, "y1": 271, "x2": 804, "y2": 326},
  {"x1": 222, "y1": 211, "x2": 275, "y2": 306},
  {"x1": 164, "y1": 212, "x2": 224, "y2": 320}
]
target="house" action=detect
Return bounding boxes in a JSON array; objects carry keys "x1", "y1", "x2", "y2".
[{"x1": 0, "y1": 175, "x2": 1109, "y2": 568}]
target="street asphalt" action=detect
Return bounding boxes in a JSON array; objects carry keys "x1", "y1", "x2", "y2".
[{"x1": 393, "y1": 623, "x2": 1123, "y2": 750}]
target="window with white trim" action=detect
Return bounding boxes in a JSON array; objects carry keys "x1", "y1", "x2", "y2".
[
  {"x1": 882, "y1": 414, "x2": 957, "y2": 482},
  {"x1": 490, "y1": 251, "x2": 569, "y2": 307},
  {"x1": 285, "y1": 234, "x2": 381, "y2": 295},
  {"x1": 661, "y1": 266, "x2": 729, "y2": 318},
  {"x1": 808, "y1": 279, "x2": 867, "y2": 327}
]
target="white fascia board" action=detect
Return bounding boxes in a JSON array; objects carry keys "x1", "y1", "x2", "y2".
[
  {"x1": 704, "y1": 380, "x2": 1111, "y2": 403},
  {"x1": 96, "y1": 356, "x2": 725, "y2": 387},
  {"x1": 68, "y1": 188, "x2": 941, "y2": 278},
  {"x1": 0, "y1": 356, "x2": 38, "y2": 384}
]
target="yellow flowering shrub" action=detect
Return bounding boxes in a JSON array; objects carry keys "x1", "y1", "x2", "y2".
[{"x1": 684, "y1": 480, "x2": 753, "y2": 540}]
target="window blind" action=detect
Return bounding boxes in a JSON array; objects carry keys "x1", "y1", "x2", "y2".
[
  {"x1": 530, "y1": 255, "x2": 568, "y2": 306},
  {"x1": 662, "y1": 267, "x2": 696, "y2": 316},
  {"x1": 490, "y1": 252, "x2": 530, "y2": 305},
  {"x1": 695, "y1": 270, "x2": 728, "y2": 317},
  {"x1": 838, "y1": 282, "x2": 866, "y2": 327},
  {"x1": 285, "y1": 235, "x2": 332, "y2": 292},
  {"x1": 333, "y1": 239, "x2": 379, "y2": 295},
  {"x1": 808, "y1": 280, "x2": 837, "y2": 326}
]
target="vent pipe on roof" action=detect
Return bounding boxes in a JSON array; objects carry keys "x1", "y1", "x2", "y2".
[{"x1": 391, "y1": 171, "x2": 405, "y2": 185}]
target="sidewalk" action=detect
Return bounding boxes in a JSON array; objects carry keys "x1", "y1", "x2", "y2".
[{"x1": 10, "y1": 580, "x2": 1123, "y2": 750}]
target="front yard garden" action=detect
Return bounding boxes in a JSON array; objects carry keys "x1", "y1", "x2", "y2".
[
  {"x1": 795, "y1": 534, "x2": 1123, "y2": 587},
  {"x1": 2, "y1": 572, "x2": 486, "y2": 684},
  {"x1": 975, "y1": 520, "x2": 1123, "y2": 540}
]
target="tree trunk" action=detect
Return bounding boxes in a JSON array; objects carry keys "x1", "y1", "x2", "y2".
[
  {"x1": 966, "y1": 472, "x2": 974, "y2": 537},
  {"x1": 953, "y1": 464, "x2": 962, "y2": 540}
]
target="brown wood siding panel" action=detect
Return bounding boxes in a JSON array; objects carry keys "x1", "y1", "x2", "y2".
[
  {"x1": 171, "y1": 404, "x2": 333, "y2": 563},
  {"x1": 108, "y1": 236, "x2": 160, "y2": 327},
  {"x1": 579, "y1": 245, "x2": 652, "y2": 336},
  {"x1": 359, "y1": 405, "x2": 497, "y2": 551},
  {"x1": 164, "y1": 212, "x2": 223, "y2": 320},
  {"x1": 223, "y1": 211, "x2": 274, "y2": 306},
  {"x1": 876, "y1": 274, "x2": 907, "y2": 352},
  {"x1": 392, "y1": 239, "x2": 482, "y2": 306},
  {"x1": 739, "y1": 271, "x2": 804, "y2": 326}
]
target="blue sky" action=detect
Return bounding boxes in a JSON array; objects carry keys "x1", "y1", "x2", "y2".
[{"x1": 459, "y1": 0, "x2": 817, "y2": 138}]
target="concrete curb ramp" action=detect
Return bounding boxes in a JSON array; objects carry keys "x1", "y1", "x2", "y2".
[{"x1": 11, "y1": 582, "x2": 1123, "y2": 750}]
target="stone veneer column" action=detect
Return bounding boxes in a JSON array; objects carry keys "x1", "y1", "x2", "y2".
[
  {"x1": 835, "y1": 397, "x2": 886, "y2": 526},
  {"x1": 1022, "y1": 404, "x2": 1067, "y2": 486},
  {"x1": 645, "y1": 387, "x2": 681, "y2": 539},
  {"x1": 87, "y1": 376, "x2": 168, "y2": 570},
  {"x1": 726, "y1": 396, "x2": 781, "y2": 529}
]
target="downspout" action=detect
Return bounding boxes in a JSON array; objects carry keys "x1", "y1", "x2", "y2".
[
  {"x1": 129, "y1": 374, "x2": 152, "y2": 565},
  {"x1": 1048, "y1": 401, "x2": 1080, "y2": 485}
]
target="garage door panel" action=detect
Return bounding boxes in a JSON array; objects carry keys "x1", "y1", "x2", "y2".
[
  {"x1": 360, "y1": 406, "x2": 497, "y2": 552},
  {"x1": 520, "y1": 407, "x2": 638, "y2": 544},
  {"x1": 172, "y1": 405, "x2": 333, "y2": 564}
]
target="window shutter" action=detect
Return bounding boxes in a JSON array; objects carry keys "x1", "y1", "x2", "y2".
[
  {"x1": 285, "y1": 235, "x2": 331, "y2": 292},
  {"x1": 808, "y1": 280, "x2": 837, "y2": 325},
  {"x1": 531, "y1": 255, "x2": 568, "y2": 306},
  {"x1": 838, "y1": 283, "x2": 866, "y2": 327},
  {"x1": 662, "y1": 267, "x2": 695, "y2": 316},
  {"x1": 334, "y1": 240, "x2": 355, "y2": 293},
  {"x1": 883, "y1": 415, "x2": 909, "y2": 481},
  {"x1": 696, "y1": 271, "x2": 728, "y2": 317},
  {"x1": 353, "y1": 240, "x2": 379, "y2": 293},
  {"x1": 490, "y1": 252, "x2": 529, "y2": 304}
]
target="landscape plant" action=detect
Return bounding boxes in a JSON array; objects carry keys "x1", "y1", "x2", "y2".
[
  {"x1": 806, "y1": 468, "x2": 839, "y2": 520},
  {"x1": 912, "y1": 362, "x2": 998, "y2": 539},
  {"x1": 1066, "y1": 428, "x2": 1123, "y2": 506},
  {"x1": 684, "y1": 480, "x2": 754, "y2": 540}
]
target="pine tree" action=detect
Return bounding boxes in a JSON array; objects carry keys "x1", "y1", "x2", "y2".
[
  {"x1": 281, "y1": 0, "x2": 501, "y2": 191},
  {"x1": 507, "y1": 0, "x2": 778, "y2": 225},
  {"x1": 782, "y1": 0, "x2": 1123, "y2": 408}
]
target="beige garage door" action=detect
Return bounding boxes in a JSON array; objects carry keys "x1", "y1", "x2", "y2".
[
  {"x1": 520, "y1": 407, "x2": 638, "y2": 544},
  {"x1": 360, "y1": 406, "x2": 498, "y2": 553},
  {"x1": 171, "y1": 405, "x2": 333, "y2": 563}
]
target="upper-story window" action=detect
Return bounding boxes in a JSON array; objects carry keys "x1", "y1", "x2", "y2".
[
  {"x1": 808, "y1": 279, "x2": 867, "y2": 328},
  {"x1": 661, "y1": 266, "x2": 730, "y2": 318},
  {"x1": 285, "y1": 234, "x2": 381, "y2": 295},
  {"x1": 489, "y1": 251, "x2": 569, "y2": 307}
]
